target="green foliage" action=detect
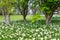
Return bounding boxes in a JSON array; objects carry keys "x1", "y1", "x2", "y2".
[
  {"x1": 47, "y1": 0, "x2": 58, "y2": 2},
  {"x1": 0, "y1": 20, "x2": 60, "y2": 40},
  {"x1": 40, "y1": 5, "x2": 51, "y2": 14},
  {"x1": 30, "y1": 0, "x2": 40, "y2": 9},
  {"x1": 14, "y1": 0, "x2": 28, "y2": 8},
  {"x1": 31, "y1": 13, "x2": 42, "y2": 22},
  {"x1": 13, "y1": 0, "x2": 29, "y2": 20},
  {"x1": 0, "y1": 0, "x2": 14, "y2": 14},
  {"x1": 40, "y1": 0, "x2": 60, "y2": 14}
]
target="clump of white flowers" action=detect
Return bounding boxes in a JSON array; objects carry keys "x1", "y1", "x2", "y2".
[{"x1": 0, "y1": 22, "x2": 59, "y2": 40}]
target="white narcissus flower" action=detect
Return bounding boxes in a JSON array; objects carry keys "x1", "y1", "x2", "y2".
[
  {"x1": 47, "y1": 35, "x2": 51, "y2": 38},
  {"x1": 33, "y1": 33, "x2": 37, "y2": 37},
  {"x1": 38, "y1": 34, "x2": 40, "y2": 37},
  {"x1": 32, "y1": 38, "x2": 35, "y2": 40},
  {"x1": 2, "y1": 35, "x2": 5, "y2": 38},
  {"x1": 29, "y1": 35, "x2": 32, "y2": 37},
  {"x1": 5, "y1": 36, "x2": 8, "y2": 38},
  {"x1": 25, "y1": 38, "x2": 28, "y2": 40},
  {"x1": 40, "y1": 28, "x2": 44, "y2": 31},
  {"x1": 58, "y1": 38, "x2": 60, "y2": 40},
  {"x1": 0, "y1": 37, "x2": 1, "y2": 39},
  {"x1": 30, "y1": 30, "x2": 34, "y2": 33},
  {"x1": 0, "y1": 32, "x2": 1, "y2": 35},
  {"x1": 26, "y1": 29, "x2": 29, "y2": 31},
  {"x1": 40, "y1": 32, "x2": 43, "y2": 35},
  {"x1": 22, "y1": 33, "x2": 26, "y2": 37},
  {"x1": 54, "y1": 27, "x2": 57, "y2": 31},
  {"x1": 51, "y1": 38, "x2": 56, "y2": 40},
  {"x1": 2, "y1": 26, "x2": 5, "y2": 29},
  {"x1": 40, "y1": 38, "x2": 44, "y2": 40},
  {"x1": 10, "y1": 28, "x2": 13, "y2": 30},
  {"x1": 44, "y1": 36, "x2": 47, "y2": 39},
  {"x1": 18, "y1": 37, "x2": 23, "y2": 40},
  {"x1": 9, "y1": 35, "x2": 13, "y2": 38},
  {"x1": 36, "y1": 29, "x2": 39, "y2": 32},
  {"x1": 29, "y1": 39, "x2": 31, "y2": 40},
  {"x1": 15, "y1": 32, "x2": 19, "y2": 35},
  {"x1": 5, "y1": 26, "x2": 8, "y2": 29},
  {"x1": 11, "y1": 34, "x2": 16, "y2": 37},
  {"x1": 44, "y1": 31, "x2": 48, "y2": 35}
]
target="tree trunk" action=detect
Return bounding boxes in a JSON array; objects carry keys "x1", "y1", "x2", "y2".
[
  {"x1": 23, "y1": 14, "x2": 26, "y2": 20},
  {"x1": 45, "y1": 13, "x2": 53, "y2": 25},
  {"x1": 46, "y1": 15, "x2": 51, "y2": 25},
  {"x1": 22, "y1": 7, "x2": 28, "y2": 20},
  {"x1": 1, "y1": 7, "x2": 10, "y2": 24},
  {"x1": 4, "y1": 13, "x2": 10, "y2": 24}
]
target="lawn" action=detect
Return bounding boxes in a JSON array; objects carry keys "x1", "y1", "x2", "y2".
[
  {"x1": 0, "y1": 15, "x2": 60, "y2": 40},
  {"x1": 0, "y1": 15, "x2": 33, "y2": 22}
]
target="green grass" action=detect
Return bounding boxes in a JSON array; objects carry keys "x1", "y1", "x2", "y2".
[
  {"x1": 0, "y1": 15, "x2": 4, "y2": 21},
  {"x1": 0, "y1": 15, "x2": 60, "y2": 40},
  {"x1": 10, "y1": 15, "x2": 23, "y2": 21},
  {"x1": 0, "y1": 15, "x2": 59, "y2": 21},
  {"x1": 0, "y1": 15, "x2": 33, "y2": 21}
]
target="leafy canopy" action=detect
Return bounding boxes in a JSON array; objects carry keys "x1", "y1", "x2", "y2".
[
  {"x1": 40, "y1": 0, "x2": 60, "y2": 14},
  {"x1": 0, "y1": 0, "x2": 14, "y2": 13}
]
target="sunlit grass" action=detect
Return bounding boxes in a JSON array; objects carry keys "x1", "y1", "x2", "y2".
[
  {"x1": 0, "y1": 15, "x2": 34, "y2": 21},
  {"x1": 10, "y1": 15, "x2": 23, "y2": 21},
  {"x1": 0, "y1": 15, "x2": 33, "y2": 21},
  {"x1": 0, "y1": 15, "x2": 60, "y2": 21}
]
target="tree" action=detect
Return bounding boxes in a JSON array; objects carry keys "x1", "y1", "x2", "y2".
[
  {"x1": 14, "y1": 0, "x2": 29, "y2": 20},
  {"x1": 32, "y1": 0, "x2": 60, "y2": 24},
  {"x1": 0, "y1": 0, "x2": 13, "y2": 24},
  {"x1": 40, "y1": 0, "x2": 60, "y2": 24}
]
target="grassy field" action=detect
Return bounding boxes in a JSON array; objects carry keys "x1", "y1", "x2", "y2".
[
  {"x1": 0, "y1": 15, "x2": 60, "y2": 21},
  {"x1": 0, "y1": 15, "x2": 60, "y2": 40},
  {"x1": 0, "y1": 15, "x2": 33, "y2": 22}
]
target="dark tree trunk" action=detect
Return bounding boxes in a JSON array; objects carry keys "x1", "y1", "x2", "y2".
[
  {"x1": 17, "y1": 4, "x2": 28, "y2": 20},
  {"x1": 23, "y1": 9, "x2": 28, "y2": 20},
  {"x1": 21, "y1": 4, "x2": 28, "y2": 20},
  {"x1": 23, "y1": 14, "x2": 26, "y2": 20}
]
